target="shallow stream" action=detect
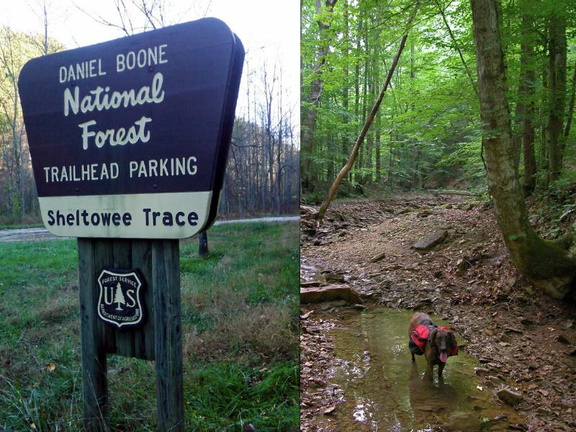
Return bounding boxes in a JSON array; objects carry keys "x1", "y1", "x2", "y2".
[{"x1": 319, "y1": 308, "x2": 523, "y2": 431}]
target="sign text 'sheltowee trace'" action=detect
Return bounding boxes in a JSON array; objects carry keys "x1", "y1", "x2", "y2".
[{"x1": 19, "y1": 18, "x2": 244, "y2": 239}]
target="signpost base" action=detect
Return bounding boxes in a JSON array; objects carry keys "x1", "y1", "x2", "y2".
[{"x1": 78, "y1": 238, "x2": 183, "y2": 431}]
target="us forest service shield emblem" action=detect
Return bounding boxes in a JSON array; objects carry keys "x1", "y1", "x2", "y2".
[{"x1": 97, "y1": 268, "x2": 145, "y2": 328}]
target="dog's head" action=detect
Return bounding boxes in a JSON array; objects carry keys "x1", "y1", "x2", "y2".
[{"x1": 430, "y1": 328, "x2": 457, "y2": 363}]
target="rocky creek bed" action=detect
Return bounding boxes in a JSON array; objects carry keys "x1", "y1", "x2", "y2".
[{"x1": 300, "y1": 193, "x2": 576, "y2": 431}]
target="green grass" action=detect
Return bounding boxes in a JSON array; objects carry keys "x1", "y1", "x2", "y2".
[
  {"x1": 0, "y1": 222, "x2": 299, "y2": 431},
  {"x1": 185, "y1": 362, "x2": 299, "y2": 431}
]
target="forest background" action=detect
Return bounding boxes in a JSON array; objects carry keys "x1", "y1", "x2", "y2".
[
  {"x1": 0, "y1": 0, "x2": 300, "y2": 225},
  {"x1": 302, "y1": 0, "x2": 576, "y2": 299},
  {"x1": 301, "y1": 0, "x2": 576, "y2": 196}
]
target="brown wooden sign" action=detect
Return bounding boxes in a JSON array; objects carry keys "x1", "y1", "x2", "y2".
[{"x1": 19, "y1": 18, "x2": 244, "y2": 239}]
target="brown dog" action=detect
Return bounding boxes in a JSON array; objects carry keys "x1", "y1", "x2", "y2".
[{"x1": 409, "y1": 312, "x2": 457, "y2": 380}]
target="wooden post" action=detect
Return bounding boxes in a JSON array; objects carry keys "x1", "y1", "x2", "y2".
[
  {"x1": 198, "y1": 231, "x2": 209, "y2": 256},
  {"x1": 78, "y1": 238, "x2": 184, "y2": 431},
  {"x1": 153, "y1": 240, "x2": 184, "y2": 431},
  {"x1": 78, "y1": 238, "x2": 109, "y2": 431}
]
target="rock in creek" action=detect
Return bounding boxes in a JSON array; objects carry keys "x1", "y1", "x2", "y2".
[
  {"x1": 412, "y1": 229, "x2": 448, "y2": 251},
  {"x1": 496, "y1": 388, "x2": 524, "y2": 406},
  {"x1": 300, "y1": 284, "x2": 361, "y2": 304}
]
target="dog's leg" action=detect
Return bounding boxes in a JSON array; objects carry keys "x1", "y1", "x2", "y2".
[
  {"x1": 425, "y1": 363, "x2": 433, "y2": 381},
  {"x1": 410, "y1": 359, "x2": 419, "y2": 381},
  {"x1": 438, "y1": 362, "x2": 445, "y2": 379}
]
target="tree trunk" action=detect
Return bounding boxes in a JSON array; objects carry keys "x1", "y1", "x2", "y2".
[
  {"x1": 470, "y1": 0, "x2": 576, "y2": 300},
  {"x1": 564, "y1": 57, "x2": 576, "y2": 139}
]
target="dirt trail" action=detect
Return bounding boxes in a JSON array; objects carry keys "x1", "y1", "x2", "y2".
[{"x1": 300, "y1": 193, "x2": 576, "y2": 431}]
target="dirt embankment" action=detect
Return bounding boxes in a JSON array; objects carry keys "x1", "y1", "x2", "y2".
[{"x1": 300, "y1": 193, "x2": 576, "y2": 432}]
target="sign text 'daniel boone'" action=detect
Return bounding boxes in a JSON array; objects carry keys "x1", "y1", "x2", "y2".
[{"x1": 19, "y1": 18, "x2": 244, "y2": 239}]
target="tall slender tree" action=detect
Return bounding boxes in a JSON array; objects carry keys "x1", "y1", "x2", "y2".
[
  {"x1": 545, "y1": 0, "x2": 568, "y2": 183},
  {"x1": 517, "y1": 0, "x2": 538, "y2": 195},
  {"x1": 301, "y1": 0, "x2": 338, "y2": 192}
]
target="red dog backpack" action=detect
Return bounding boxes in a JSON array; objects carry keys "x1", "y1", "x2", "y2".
[{"x1": 409, "y1": 324, "x2": 458, "y2": 356}]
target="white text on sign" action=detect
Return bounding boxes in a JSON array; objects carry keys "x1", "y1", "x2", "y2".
[
  {"x1": 60, "y1": 45, "x2": 169, "y2": 150},
  {"x1": 41, "y1": 157, "x2": 198, "y2": 183}
]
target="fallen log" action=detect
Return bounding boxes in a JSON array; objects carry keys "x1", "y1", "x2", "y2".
[{"x1": 430, "y1": 189, "x2": 483, "y2": 197}]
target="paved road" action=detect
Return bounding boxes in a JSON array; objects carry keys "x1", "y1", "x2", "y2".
[
  {"x1": 0, "y1": 216, "x2": 299, "y2": 242},
  {"x1": 0, "y1": 227, "x2": 60, "y2": 242}
]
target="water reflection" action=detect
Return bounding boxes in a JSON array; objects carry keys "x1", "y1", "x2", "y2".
[{"x1": 323, "y1": 308, "x2": 522, "y2": 431}]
